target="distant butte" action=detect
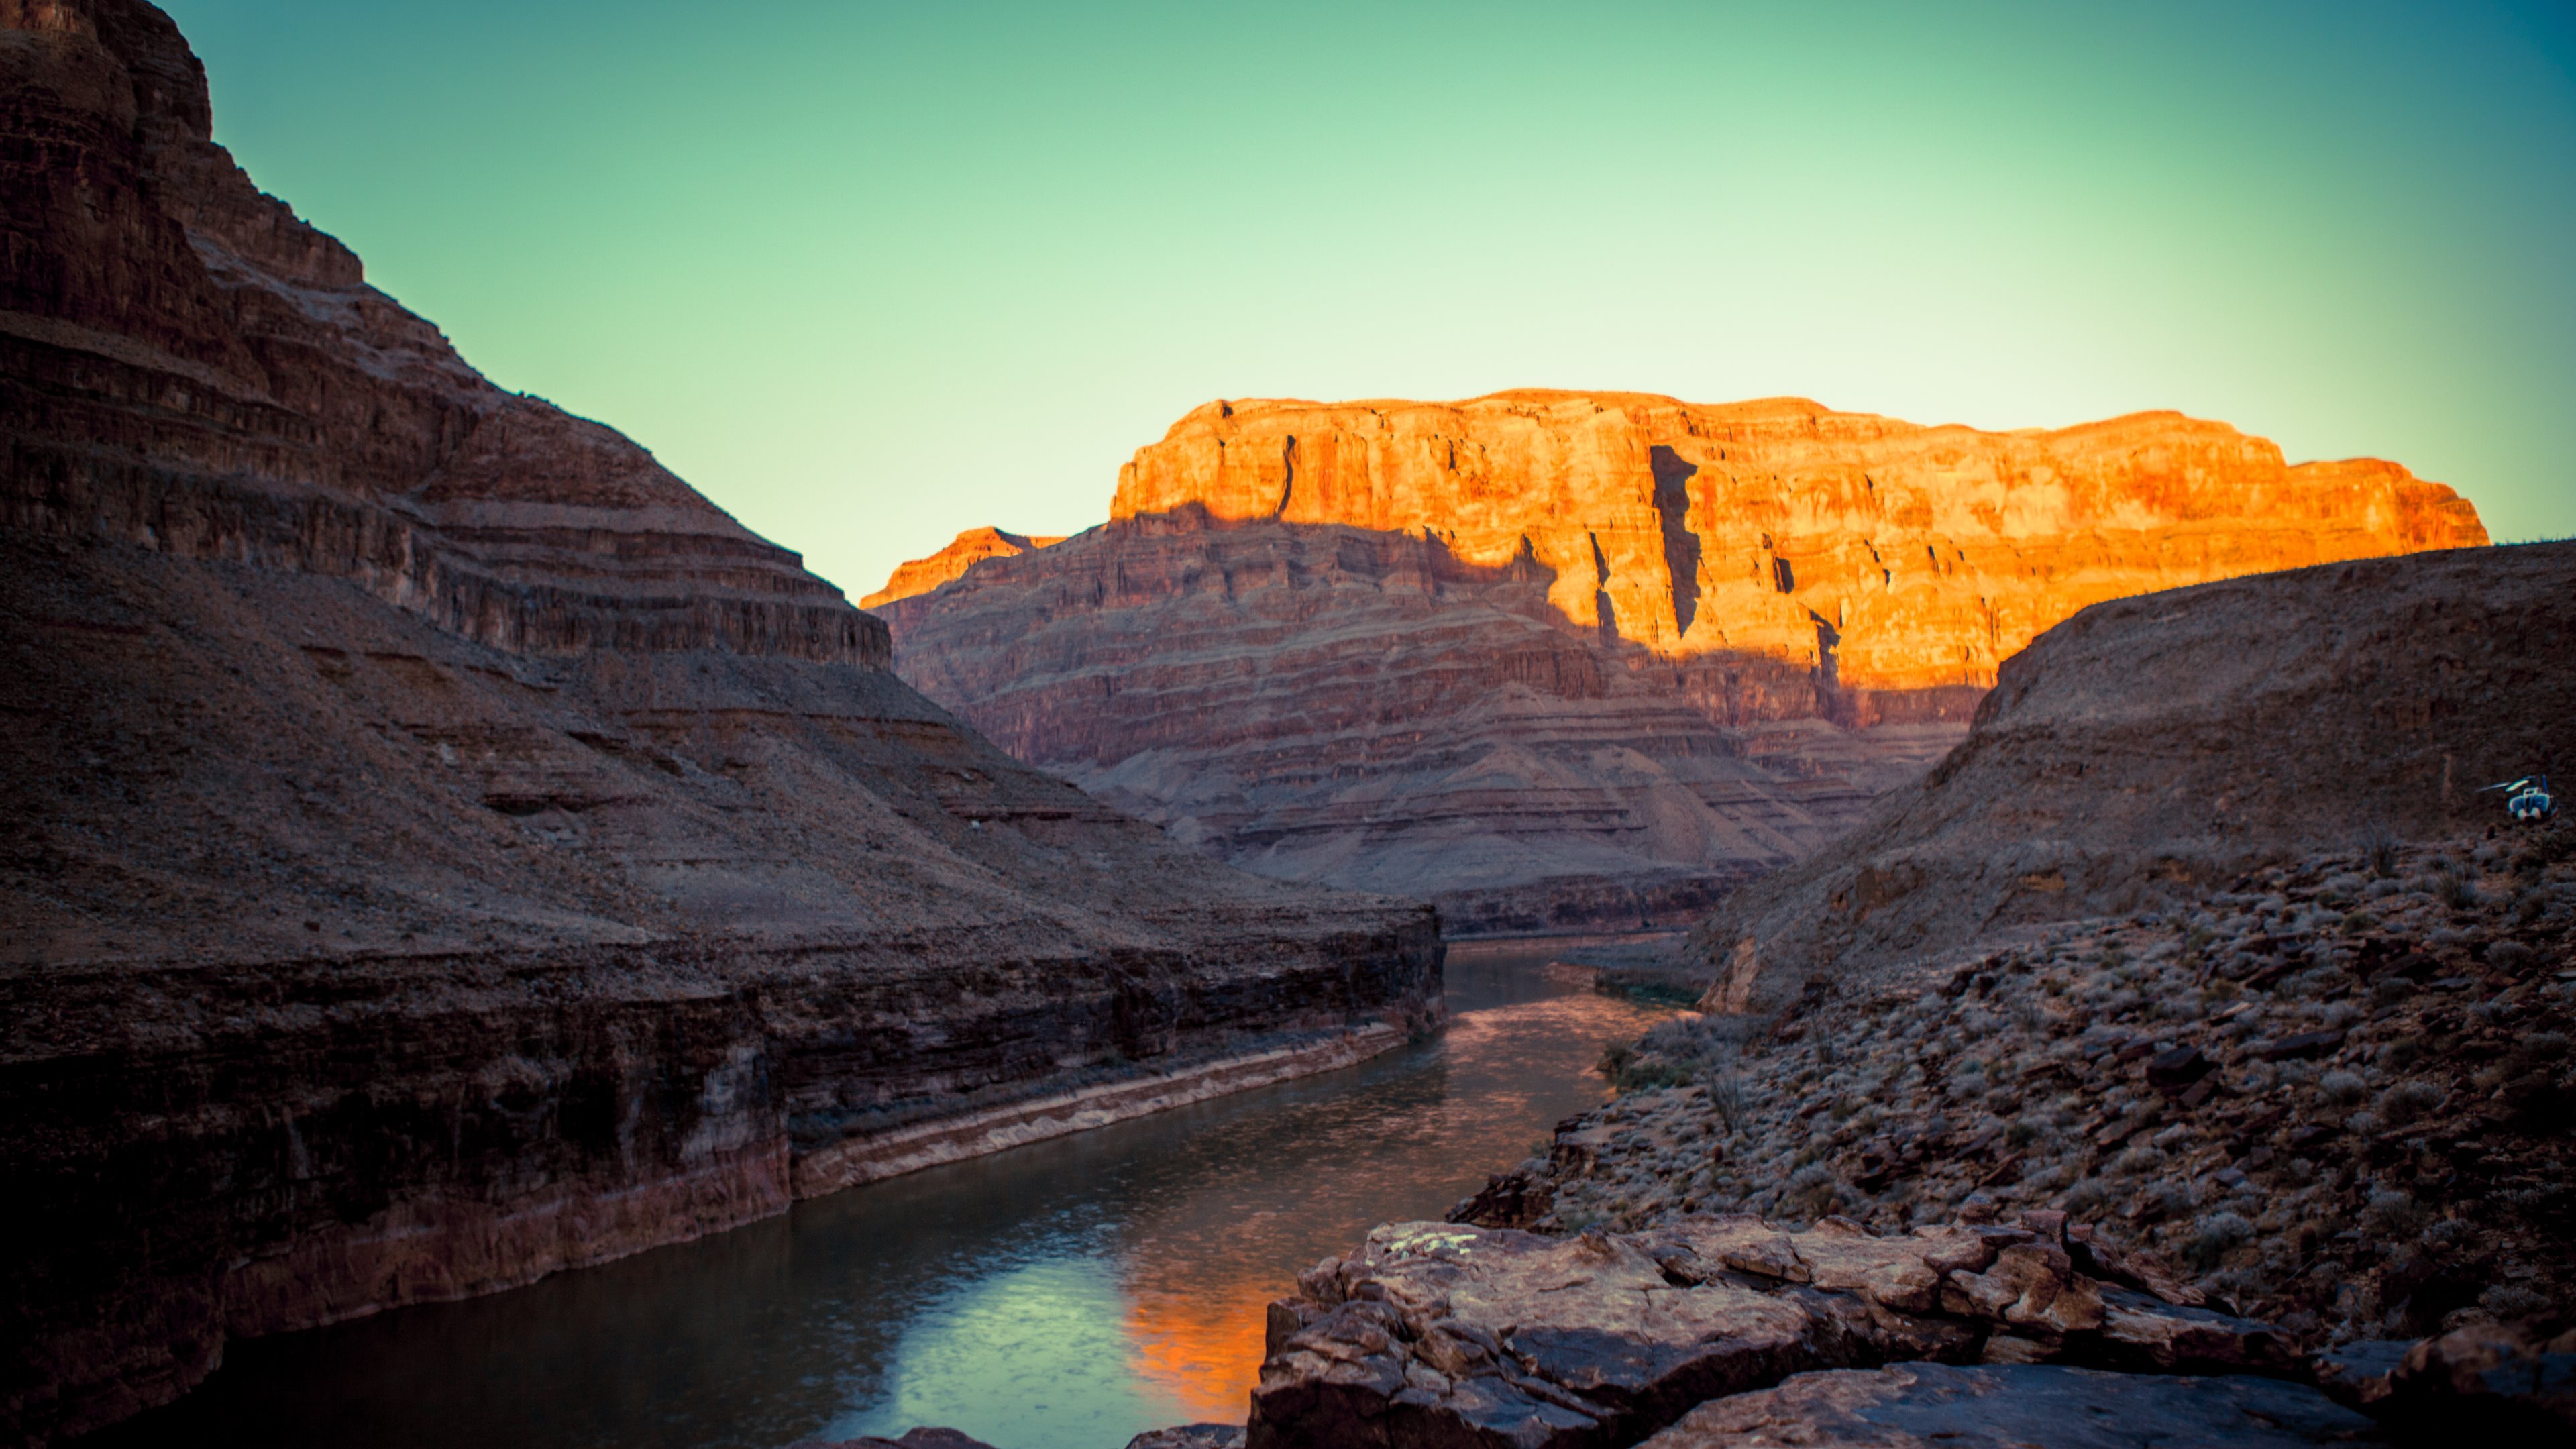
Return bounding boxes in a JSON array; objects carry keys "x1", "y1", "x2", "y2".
[
  {"x1": 871, "y1": 391, "x2": 2484, "y2": 932},
  {"x1": 861, "y1": 527, "x2": 1065, "y2": 610}
]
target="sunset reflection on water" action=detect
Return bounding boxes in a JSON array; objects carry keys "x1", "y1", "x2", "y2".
[
  {"x1": 1098, "y1": 959, "x2": 1675, "y2": 1430},
  {"x1": 1124, "y1": 1282, "x2": 1273, "y2": 1421}
]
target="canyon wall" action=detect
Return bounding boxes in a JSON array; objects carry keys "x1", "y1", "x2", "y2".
[
  {"x1": 0, "y1": 5, "x2": 1436, "y2": 1442},
  {"x1": 875, "y1": 395, "x2": 2483, "y2": 931},
  {"x1": 1687, "y1": 541, "x2": 2575, "y2": 1014},
  {"x1": 1111, "y1": 394, "x2": 2484, "y2": 688}
]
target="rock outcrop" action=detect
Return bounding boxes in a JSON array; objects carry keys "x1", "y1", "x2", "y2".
[
  {"x1": 0, "y1": 5, "x2": 1436, "y2": 1442},
  {"x1": 860, "y1": 527, "x2": 1062, "y2": 610},
  {"x1": 792, "y1": 1430, "x2": 999, "y2": 1449},
  {"x1": 876, "y1": 394, "x2": 2483, "y2": 932},
  {"x1": 1244, "y1": 1214, "x2": 2307, "y2": 1448},
  {"x1": 1637, "y1": 1363, "x2": 2378, "y2": 1448},
  {"x1": 2320, "y1": 1322, "x2": 2576, "y2": 1437},
  {"x1": 1456, "y1": 824, "x2": 2576, "y2": 1350},
  {"x1": 1687, "y1": 541, "x2": 2573, "y2": 1012}
]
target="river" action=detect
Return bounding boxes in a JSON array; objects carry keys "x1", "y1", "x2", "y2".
[{"x1": 91, "y1": 942, "x2": 1669, "y2": 1449}]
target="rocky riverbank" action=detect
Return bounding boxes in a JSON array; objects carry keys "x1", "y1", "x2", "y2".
[{"x1": 1460, "y1": 825, "x2": 2575, "y2": 1340}]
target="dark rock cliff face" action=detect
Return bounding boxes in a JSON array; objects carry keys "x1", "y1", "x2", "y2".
[
  {"x1": 1, "y1": 0, "x2": 871, "y2": 666},
  {"x1": 1688, "y1": 541, "x2": 2573, "y2": 1013},
  {"x1": 0, "y1": 5, "x2": 1438, "y2": 1442}
]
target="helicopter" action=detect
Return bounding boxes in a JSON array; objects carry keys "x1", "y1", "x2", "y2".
[{"x1": 2479, "y1": 774, "x2": 2557, "y2": 822}]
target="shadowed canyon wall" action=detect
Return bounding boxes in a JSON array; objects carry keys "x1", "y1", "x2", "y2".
[
  {"x1": 0, "y1": 5, "x2": 1437, "y2": 1441},
  {"x1": 875, "y1": 394, "x2": 2484, "y2": 931},
  {"x1": 1688, "y1": 541, "x2": 2575, "y2": 1014}
]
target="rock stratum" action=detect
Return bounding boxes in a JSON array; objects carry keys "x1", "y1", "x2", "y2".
[
  {"x1": 1688, "y1": 542, "x2": 2574, "y2": 1012},
  {"x1": 875, "y1": 392, "x2": 2483, "y2": 933},
  {"x1": 0, "y1": 5, "x2": 1437, "y2": 1442}
]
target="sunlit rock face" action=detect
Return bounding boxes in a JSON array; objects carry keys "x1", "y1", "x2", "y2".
[
  {"x1": 861, "y1": 527, "x2": 1063, "y2": 610},
  {"x1": 0, "y1": 3, "x2": 1438, "y2": 1440},
  {"x1": 1112, "y1": 392, "x2": 2485, "y2": 688},
  {"x1": 876, "y1": 392, "x2": 2483, "y2": 932}
]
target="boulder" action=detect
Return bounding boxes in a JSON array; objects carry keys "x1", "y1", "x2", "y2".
[
  {"x1": 2318, "y1": 1322, "x2": 2576, "y2": 1436},
  {"x1": 792, "y1": 1431, "x2": 998, "y2": 1449},
  {"x1": 1635, "y1": 1363, "x2": 2379, "y2": 1448},
  {"x1": 1245, "y1": 1216, "x2": 2307, "y2": 1448},
  {"x1": 1126, "y1": 1426, "x2": 1248, "y2": 1449}
]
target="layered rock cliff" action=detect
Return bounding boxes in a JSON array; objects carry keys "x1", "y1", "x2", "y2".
[
  {"x1": 1111, "y1": 394, "x2": 2484, "y2": 688},
  {"x1": 875, "y1": 394, "x2": 2483, "y2": 931},
  {"x1": 860, "y1": 527, "x2": 1063, "y2": 610},
  {"x1": 0, "y1": 5, "x2": 1436, "y2": 1442},
  {"x1": 1687, "y1": 541, "x2": 2573, "y2": 1013}
]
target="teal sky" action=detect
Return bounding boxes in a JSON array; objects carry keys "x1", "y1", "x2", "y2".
[{"x1": 165, "y1": 0, "x2": 2575, "y2": 601}]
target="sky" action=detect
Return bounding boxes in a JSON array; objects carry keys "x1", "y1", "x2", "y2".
[{"x1": 164, "y1": 0, "x2": 2576, "y2": 602}]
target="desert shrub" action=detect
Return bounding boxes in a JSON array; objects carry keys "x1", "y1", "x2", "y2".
[
  {"x1": 2318, "y1": 1070, "x2": 2369, "y2": 1106},
  {"x1": 2507, "y1": 1032, "x2": 2572, "y2": 1076},
  {"x1": 1597, "y1": 1040, "x2": 1636, "y2": 1079},
  {"x1": 2021, "y1": 1162, "x2": 2071, "y2": 1192},
  {"x1": 1617, "y1": 1059, "x2": 1695, "y2": 1091},
  {"x1": 2368, "y1": 1189, "x2": 2430, "y2": 1238},
  {"x1": 2424, "y1": 1218, "x2": 2475, "y2": 1248},
  {"x1": 2186, "y1": 1210, "x2": 2257, "y2": 1270},
  {"x1": 1706, "y1": 1071, "x2": 1752, "y2": 1134},
  {"x1": 2481, "y1": 1283, "x2": 2552, "y2": 1320},
  {"x1": 2359, "y1": 822, "x2": 2402, "y2": 878},
  {"x1": 1782, "y1": 1163, "x2": 1843, "y2": 1221},
  {"x1": 2377, "y1": 1080, "x2": 2443, "y2": 1126},
  {"x1": 2375, "y1": 1038, "x2": 2424, "y2": 1072},
  {"x1": 2138, "y1": 1181, "x2": 2193, "y2": 1222},
  {"x1": 2110, "y1": 1146, "x2": 2166, "y2": 1177}
]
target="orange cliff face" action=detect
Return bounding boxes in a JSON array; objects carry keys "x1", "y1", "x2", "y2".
[
  {"x1": 1110, "y1": 391, "x2": 2487, "y2": 691},
  {"x1": 861, "y1": 527, "x2": 1065, "y2": 610},
  {"x1": 871, "y1": 391, "x2": 2485, "y2": 935}
]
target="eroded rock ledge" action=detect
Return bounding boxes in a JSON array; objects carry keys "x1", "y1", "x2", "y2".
[{"x1": 1246, "y1": 1213, "x2": 2301, "y2": 1448}]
